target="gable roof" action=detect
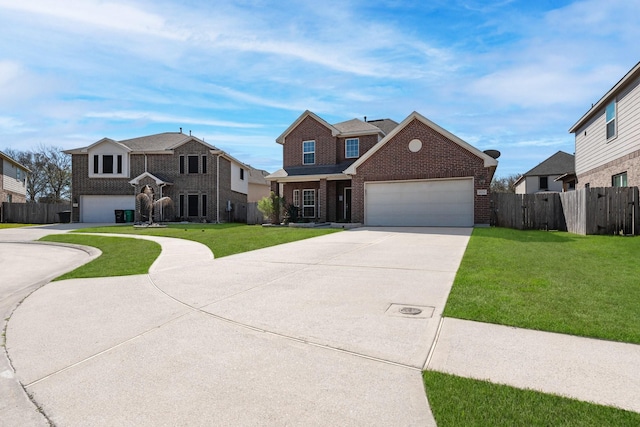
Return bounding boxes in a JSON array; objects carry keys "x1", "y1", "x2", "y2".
[
  {"x1": 521, "y1": 151, "x2": 575, "y2": 177},
  {"x1": 65, "y1": 132, "x2": 219, "y2": 155},
  {"x1": 0, "y1": 149, "x2": 30, "y2": 172},
  {"x1": 569, "y1": 61, "x2": 640, "y2": 133},
  {"x1": 128, "y1": 171, "x2": 173, "y2": 186},
  {"x1": 275, "y1": 110, "x2": 339, "y2": 145},
  {"x1": 248, "y1": 167, "x2": 270, "y2": 185},
  {"x1": 344, "y1": 111, "x2": 498, "y2": 174}
]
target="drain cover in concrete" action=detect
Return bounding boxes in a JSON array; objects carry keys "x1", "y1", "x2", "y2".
[{"x1": 386, "y1": 304, "x2": 434, "y2": 319}]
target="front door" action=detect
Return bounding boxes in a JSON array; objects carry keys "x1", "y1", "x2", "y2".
[{"x1": 344, "y1": 187, "x2": 352, "y2": 221}]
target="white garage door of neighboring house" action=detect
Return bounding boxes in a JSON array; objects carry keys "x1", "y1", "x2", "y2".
[
  {"x1": 365, "y1": 179, "x2": 474, "y2": 227},
  {"x1": 80, "y1": 195, "x2": 135, "y2": 223}
]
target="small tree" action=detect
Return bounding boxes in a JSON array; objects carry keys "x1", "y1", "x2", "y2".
[
  {"x1": 136, "y1": 185, "x2": 173, "y2": 224},
  {"x1": 257, "y1": 191, "x2": 284, "y2": 224},
  {"x1": 491, "y1": 173, "x2": 521, "y2": 193}
]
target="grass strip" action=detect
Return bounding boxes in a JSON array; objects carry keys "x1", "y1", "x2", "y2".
[
  {"x1": 0, "y1": 223, "x2": 36, "y2": 229},
  {"x1": 423, "y1": 371, "x2": 640, "y2": 427},
  {"x1": 72, "y1": 223, "x2": 341, "y2": 258},
  {"x1": 39, "y1": 234, "x2": 160, "y2": 280},
  {"x1": 444, "y1": 227, "x2": 640, "y2": 344}
]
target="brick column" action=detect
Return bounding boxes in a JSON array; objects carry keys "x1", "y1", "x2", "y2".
[{"x1": 319, "y1": 178, "x2": 327, "y2": 222}]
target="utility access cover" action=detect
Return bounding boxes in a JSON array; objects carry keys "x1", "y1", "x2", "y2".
[{"x1": 386, "y1": 304, "x2": 435, "y2": 319}]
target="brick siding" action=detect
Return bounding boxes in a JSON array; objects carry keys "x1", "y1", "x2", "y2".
[
  {"x1": 71, "y1": 140, "x2": 247, "y2": 223},
  {"x1": 577, "y1": 147, "x2": 640, "y2": 187},
  {"x1": 283, "y1": 116, "x2": 336, "y2": 166},
  {"x1": 351, "y1": 118, "x2": 492, "y2": 224}
]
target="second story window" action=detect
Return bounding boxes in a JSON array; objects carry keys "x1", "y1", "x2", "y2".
[
  {"x1": 303, "y1": 140, "x2": 315, "y2": 165},
  {"x1": 92, "y1": 154, "x2": 123, "y2": 175},
  {"x1": 188, "y1": 155, "x2": 199, "y2": 173},
  {"x1": 345, "y1": 138, "x2": 359, "y2": 158},
  {"x1": 240, "y1": 168, "x2": 244, "y2": 180},
  {"x1": 606, "y1": 100, "x2": 616, "y2": 140}
]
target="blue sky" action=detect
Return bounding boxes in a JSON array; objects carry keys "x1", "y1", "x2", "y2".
[{"x1": 1, "y1": 0, "x2": 639, "y2": 177}]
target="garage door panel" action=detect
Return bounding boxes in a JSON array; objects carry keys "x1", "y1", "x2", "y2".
[
  {"x1": 365, "y1": 179, "x2": 473, "y2": 227},
  {"x1": 81, "y1": 195, "x2": 135, "y2": 223}
]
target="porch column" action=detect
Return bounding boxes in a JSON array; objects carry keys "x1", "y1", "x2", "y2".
[{"x1": 319, "y1": 178, "x2": 327, "y2": 223}]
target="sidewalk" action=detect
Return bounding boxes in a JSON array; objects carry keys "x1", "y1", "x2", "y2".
[{"x1": 427, "y1": 317, "x2": 640, "y2": 414}]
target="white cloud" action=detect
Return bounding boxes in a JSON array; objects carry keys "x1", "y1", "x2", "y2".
[
  {"x1": 85, "y1": 111, "x2": 262, "y2": 129},
  {"x1": 0, "y1": 0, "x2": 184, "y2": 39}
]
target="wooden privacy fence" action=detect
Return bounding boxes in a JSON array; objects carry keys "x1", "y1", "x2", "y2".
[
  {"x1": 246, "y1": 202, "x2": 265, "y2": 225},
  {"x1": 491, "y1": 187, "x2": 639, "y2": 235},
  {"x1": 1, "y1": 202, "x2": 72, "y2": 224}
]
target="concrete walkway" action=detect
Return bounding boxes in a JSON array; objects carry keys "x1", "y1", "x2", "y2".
[
  {"x1": 2, "y1": 224, "x2": 639, "y2": 426},
  {"x1": 4, "y1": 226, "x2": 473, "y2": 426}
]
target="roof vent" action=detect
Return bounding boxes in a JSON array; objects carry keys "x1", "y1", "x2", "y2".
[{"x1": 180, "y1": 127, "x2": 182, "y2": 133}]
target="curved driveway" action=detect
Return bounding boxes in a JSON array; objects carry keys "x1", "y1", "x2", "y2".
[{"x1": 4, "y1": 226, "x2": 472, "y2": 426}]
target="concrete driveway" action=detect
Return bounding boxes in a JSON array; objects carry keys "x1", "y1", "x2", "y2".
[{"x1": 4, "y1": 226, "x2": 472, "y2": 426}]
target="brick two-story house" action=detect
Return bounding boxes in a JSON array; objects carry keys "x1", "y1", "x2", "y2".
[
  {"x1": 268, "y1": 111, "x2": 498, "y2": 226},
  {"x1": 65, "y1": 132, "x2": 249, "y2": 223},
  {"x1": 569, "y1": 61, "x2": 640, "y2": 187}
]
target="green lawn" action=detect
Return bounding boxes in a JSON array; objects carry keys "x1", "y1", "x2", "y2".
[
  {"x1": 444, "y1": 227, "x2": 640, "y2": 344},
  {"x1": 39, "y1": 234, "x2": 161, "y2": 280},
  {"x1": 0, "y1": 223, "x2": 36, "y2": 229},
  {"x1": 40, "y1": 224, "x2": 340, "y2": 279},
  {"x1": 423, "y1": 371, "x2": 640, "y2": 427},
  {"x1": 72, "y1": 223, "x2": 341, "y2": 258}
]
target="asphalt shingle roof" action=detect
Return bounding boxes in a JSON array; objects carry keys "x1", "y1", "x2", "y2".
[
  {"x1": 366, "y1": 118, "x2": 399, "y2": 135},
  {"x1": 118, "y1": 132, "x2": 214, "y2": 151},
  {"x1": 523, "y1": 151, "x2": 575, "y2": 176}
]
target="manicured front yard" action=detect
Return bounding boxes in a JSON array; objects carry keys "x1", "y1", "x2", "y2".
[
  {"x1": 40, "y1": 224, "x2": 340, "y2": 278},
  {"x1": 39, "y1": 234, "x2": 161, "y2": 280},
  {"x1": 72, "y1": 223, "x2": 341, "y2": 258},
  {"x1": 423, "y1": 371, "x2": 640, "y2": 426},
  {"x1": 444, "y1": 227, "x2": 640, "y2": 344}
]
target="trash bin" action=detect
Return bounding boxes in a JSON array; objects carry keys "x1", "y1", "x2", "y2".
[
  {"x1": 114, "y1": 209, "x2": 125, "y2": 223},
  {"x1": 124, "y1": 209, "x2": 134, "y2": 223},
  {"x1": 57, "y1": 210, "x2": 72, "y2": 223}
]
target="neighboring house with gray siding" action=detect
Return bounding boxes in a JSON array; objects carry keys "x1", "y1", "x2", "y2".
[
  {"x1": 64, "y1": 132, "x2": 249, "y2": 223},
  {"x1": 514, "y1": 151, "x2": 575, "y2": 194},
  {"x1": 0, "y1": 150, "x2": 29, "y2": 204},
  {"x1": 569, "y1": 61, "x2": 640, "y2": 188}
]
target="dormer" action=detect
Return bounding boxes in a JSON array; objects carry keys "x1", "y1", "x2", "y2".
[{"x1": 86, "y1": 138, "x2": 131, "y2": 178}]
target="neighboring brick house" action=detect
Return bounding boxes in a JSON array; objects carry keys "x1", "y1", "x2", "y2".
[
  {"x1": 514, "y1": 151, "x2": 575, "y2": 194},
  {"x1": 569, "y1": 61, "x2": 640, "y2": 188},
  {"x1": 267, "y1": 111, "x2": 498, "y2": 226},
  {"x1": 64, "y1": 132, "x2": 249, "y2": 223},
  {"x1": 0, "y1": 150, "x2": 29, "y2": 204}
]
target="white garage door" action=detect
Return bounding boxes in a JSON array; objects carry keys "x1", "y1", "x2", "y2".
[
  {"x1": 80, "y1": 195, "x2": 135, "y2": 223},
  {"x1": 365, "y1": 179, "x2": 474, "y2": 227}
]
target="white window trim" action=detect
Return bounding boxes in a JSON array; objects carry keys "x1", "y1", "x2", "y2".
[
  {"x1": 302, "y1": 189, "x2": 315, "y2": 218},
  {"x1": 303, "y1": 140, "x2": 315, "y2": 165},
  {"x1": 293, "y1": 189, "x2": 300, "y2": 207},
  {"x1": 90, "y1": 154, "x2": 126, "y2": 177},
  {"x1": 345, "y1": 138, "x2": 359, "y2": 158},
  {"x1": 606, "y1": 100, "x2": 617, "y2": 141}
]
